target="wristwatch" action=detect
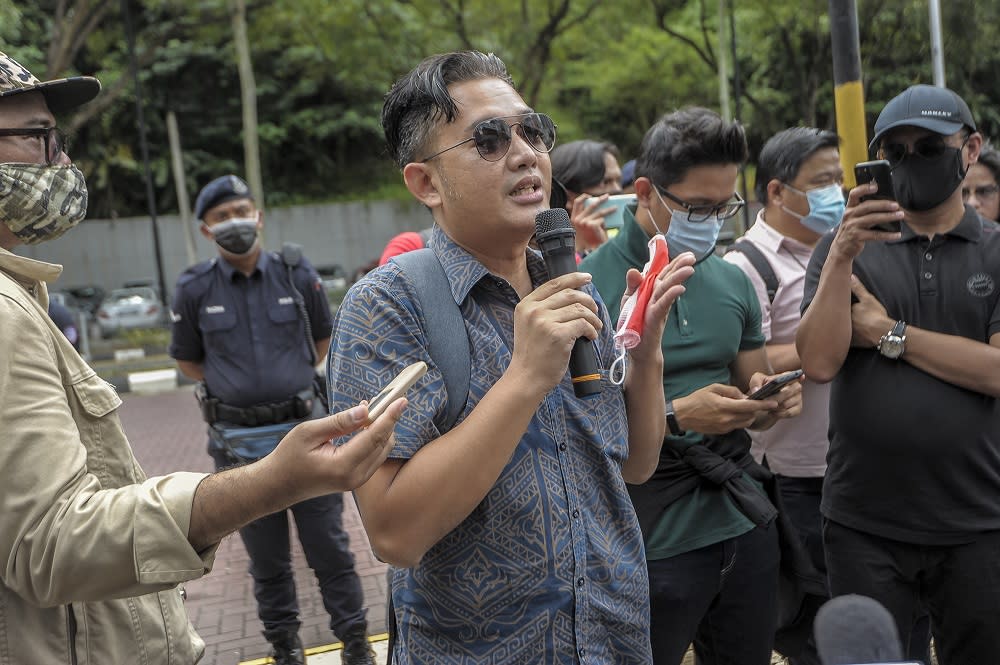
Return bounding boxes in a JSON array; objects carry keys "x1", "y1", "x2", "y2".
[
  {"x1": 877, "y1": 320, "x2": 907, "y2": 359},
  {"x1": 665, "y1": 399, "x2": 686, "y2": 436}
]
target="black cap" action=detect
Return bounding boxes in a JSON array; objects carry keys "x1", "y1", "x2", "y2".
[
  {"x1": 871, "y1": 84, "x2": 976, "y2": 149},
  {"x1": 0, "y1": 50, "x2": 100, "y2": 114},
  {"x1": 194, "y1": 175, "x2": 253, "y2": 220}
]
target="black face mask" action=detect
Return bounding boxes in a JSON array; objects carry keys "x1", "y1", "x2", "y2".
[
  {"x1": 210, "y1": 218, "x2": 258, "y2": 255},
  {"x1": 892, "y1": 146, "x2": 966, "y2": 212}
]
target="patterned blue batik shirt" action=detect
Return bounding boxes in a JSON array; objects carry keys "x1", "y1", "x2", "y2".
[{"x1": 328, "y1": 228, "x2": 651, "y2": 665}]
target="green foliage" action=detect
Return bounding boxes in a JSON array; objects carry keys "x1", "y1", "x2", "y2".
[{"x1": 4, "y1": 0, "x2": 1000, "y2": 215}]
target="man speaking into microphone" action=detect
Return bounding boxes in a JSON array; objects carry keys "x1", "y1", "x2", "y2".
[{"x1": 327, "y1": 51, "x2": 694, "y2": 664}]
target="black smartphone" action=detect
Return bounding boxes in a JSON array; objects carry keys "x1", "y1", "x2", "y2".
[
  {"x1": 855, "y1": 160, "x2": 900, "y2": 233},
  {"x1": 746, "y1": 369, "x2": 803, "y2": 401}
]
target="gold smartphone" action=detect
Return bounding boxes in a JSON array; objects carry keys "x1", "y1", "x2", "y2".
[{"x1": 366, "y1": 361, "x2": 427, "y2": 421}]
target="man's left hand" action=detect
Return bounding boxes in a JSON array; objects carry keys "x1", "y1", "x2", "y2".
[
  {"x1": 626, "y1": 251, "x2": 696, "y2": 364},
  {"x1": 849, "y1": 275, "x2": 893, "y2": 347},
  {"x1": 747, "y1": 371, "x2": 803, "y2": 420}
]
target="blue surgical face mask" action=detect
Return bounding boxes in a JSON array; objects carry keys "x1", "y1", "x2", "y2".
[
  {"x1": 780, "y1": 182, "x2": 845, "y2": 235},
  {"x1": 650, "y1": 187, "x2": 725, "y2": 260}
]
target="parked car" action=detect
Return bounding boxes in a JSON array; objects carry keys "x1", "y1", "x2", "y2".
[
  {"x1": 96, "y1": 287, "x2": 163, "y2": 338},
  {"x1": 64, "y1": 284, "x2": 105, "y2": 315},
  {"x1": 316, "y1": 264, "x2": 348, "y2": 291}
]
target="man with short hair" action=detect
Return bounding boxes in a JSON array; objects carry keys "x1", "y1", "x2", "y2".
[
  {"x1": 581, "y1": 107, "x2": 803, "y2": 665},
  {"x1": 170, "y1": 175, "x2": 375, "y2": 665},
  {"x1": 723, "y1": 126, "x2": 844, "y2": 664},
  {"x1": 797, "y1": 84, "x2": 1000, "y2": 663},
  {"x1": 327, "y1": 50, "x2": 694, "y2": 664},
  {"x1": 0, "y1": 50, "x2": 401, "y2": 665}
]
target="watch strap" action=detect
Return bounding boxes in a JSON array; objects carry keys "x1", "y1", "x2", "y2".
[{"x1": 666, "y1": 399, "x2": 685, "y2": 436}]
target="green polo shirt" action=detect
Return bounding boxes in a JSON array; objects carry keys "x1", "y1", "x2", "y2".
[{"x1": 580, "y1": 207, "x2": 766, "y2": 560}]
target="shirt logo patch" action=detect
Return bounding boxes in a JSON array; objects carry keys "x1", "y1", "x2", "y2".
[
  {"x1": 278, "y1": 296, "x2": 294, "y2": 305},
  {"x1": 966, "y1": 273, "x2": 995, "y2": 298},
  {"x1": 205, "y1": 305, "x2": 226, "y2": 314}
]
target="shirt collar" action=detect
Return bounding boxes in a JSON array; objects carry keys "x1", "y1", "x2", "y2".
[
  {"x1": 217, "y1": 250, "x2": 269, "y2": 280},
  {"x1": 430, "y1": 225, "x2": 547, "y2": 305},
  {"x1": 748, "y1": 209, "x2": 815, "y2": 256},
  {"x1": 0, "y1": 246, "x2": 63, "y2": 284},
  {"x1": 890, "y1": 203, "x2": 983, "y2": 244}
]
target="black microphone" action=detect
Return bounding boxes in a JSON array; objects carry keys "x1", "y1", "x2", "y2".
[
  {"x1": 814, "y1": 594, "x2": 904, "y2": 665},
  {"x1": 534, "y1": 208, "x2": 602, "y2": 398}
]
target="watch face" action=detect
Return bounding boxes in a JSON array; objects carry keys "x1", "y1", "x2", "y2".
[{"x1": 881, "y1": 335, "x2": 905, "y2": 358}]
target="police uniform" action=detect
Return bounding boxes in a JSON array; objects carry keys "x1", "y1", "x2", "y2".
[{"x1": 168, "y1": 176, "x2": 369, "y2": 660}]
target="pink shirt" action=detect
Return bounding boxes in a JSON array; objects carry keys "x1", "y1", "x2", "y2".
[{"x1": 723, "y1": 211, "x2": 830, "y2": 477}]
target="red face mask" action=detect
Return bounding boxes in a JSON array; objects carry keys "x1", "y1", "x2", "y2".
[{"x1": 610, "y1": 234, "x2": 670, "y2": 384}]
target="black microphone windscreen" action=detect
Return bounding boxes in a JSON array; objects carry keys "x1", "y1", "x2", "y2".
[
  {"x1": 534, "y1": 207, "x2": 573, "y2": 236},
  {"x1": 814, "y1": 594, "x2": 903, "y2": 665}
]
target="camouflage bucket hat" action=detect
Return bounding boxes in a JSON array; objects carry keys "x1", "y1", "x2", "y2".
[{"x1": 0, "y1": 51, "x2": 100, "y2": 113}]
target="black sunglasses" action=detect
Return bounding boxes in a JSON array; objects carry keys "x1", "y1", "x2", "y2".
[
  {"x1": 420, "y1": 113, "x2": 557, "y2": 163},
  {"x1": 0, "y1": 126, "x2": 67, "y2": 165},
  {"x1": 655, "y1": 186, "x2": 745, "y2": 222},
  {"x1": 881, "y1": 134, "x2": 966, "y2": 166}
]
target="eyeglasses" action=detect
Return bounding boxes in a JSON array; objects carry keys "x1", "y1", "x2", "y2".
[
  {"x1": 655, "y1": 186, "x2": 745, "y2": 222},
  {"x1": 962, "y1": 184, "x2": 1000, "y2": 201},
  {"x1": 420, "y1": 113, "x2": 557, "y2": 163},
  {"x1": 0, "y1": 127, "x2": 67, "y2": 165},
  {"x1": 881, "y1": 134, "x2": 963, "y2": 166}
]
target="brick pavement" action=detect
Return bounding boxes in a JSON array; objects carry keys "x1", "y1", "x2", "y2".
[{"x1": 118, "y1": 386, "x2": 389, "y2": 665}]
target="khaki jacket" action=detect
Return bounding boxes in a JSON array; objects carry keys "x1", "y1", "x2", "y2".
[{"x1": 0, "y1": 248, "x2": 216, "y2": 664}]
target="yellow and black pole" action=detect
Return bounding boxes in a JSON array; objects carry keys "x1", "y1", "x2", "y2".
[{"x1": 829, "y1": 0, "x2": 868, "y2": 188}]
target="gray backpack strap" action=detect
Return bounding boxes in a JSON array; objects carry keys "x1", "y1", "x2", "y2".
[
  {"x1": 726, "y1": 240, "x2": 780, "y2": 304},
  {"x1": 391, "y1": 248, "x2": 470, "y2": 431}
]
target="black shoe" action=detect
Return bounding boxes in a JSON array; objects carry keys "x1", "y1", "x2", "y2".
[
  {"x1": 341, "y1": 626, "x2": 375, "y2": 665},
  {"x1": 269, "y1": 632, "x2": 305, "y2": 665}
]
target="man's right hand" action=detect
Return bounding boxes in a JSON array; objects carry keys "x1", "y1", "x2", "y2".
[
  {"x1": 673, "y1": 383, "x2": 777, "y2": 435},
  {"x1": 509, "y1": 272, "x2": 603, "y2": 397},
  {"x1": 264, "y1": 399, "x2": 406, "y2": 502},
  {"x1": 829, "y1": 183, "x2": 904, "y2": 262}
]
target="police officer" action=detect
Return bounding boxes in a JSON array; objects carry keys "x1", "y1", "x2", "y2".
[{"x1": 169, "y1": 175, "x2": 374, "y2": 665}]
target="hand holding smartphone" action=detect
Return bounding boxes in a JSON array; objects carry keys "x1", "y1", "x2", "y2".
[
  {"x1": 746, "y1": 369, "x2": 803, "y2": 401},
  {"x1": 583, "y1": 193, "x2": 638, "y2": 231},
  {"x1": 854, "y1": 160, "x2": 901, "y2": 233},
  {"x1": 366, "y1": 361, "x2": 427, "y2": 422}
]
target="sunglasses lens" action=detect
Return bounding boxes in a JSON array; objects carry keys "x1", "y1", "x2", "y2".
[
  {"x1": 883, "y1": 143, "x2": 907, "y2": 164},
  {"x1": 473, "y1": 119, "x2": 512, "y2": 161},
  {"x1": 522, "y1": 114, "x2": 557, "y2": 153},
  {"x1": 914, "y1": 137, "x2": 947, "y2": 159}
]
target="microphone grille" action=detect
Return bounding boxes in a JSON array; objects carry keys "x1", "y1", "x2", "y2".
[{"x1": 534, "y1": 207, "x2": 573, "y2": 236}]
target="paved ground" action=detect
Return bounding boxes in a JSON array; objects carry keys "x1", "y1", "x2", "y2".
[{"x1": 118, "y1": 386, "x2": 391, "y2": 665}]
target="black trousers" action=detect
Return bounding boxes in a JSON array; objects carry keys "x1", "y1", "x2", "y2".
[
  {"x1": 648, "y1": 523, "x2": 780, "y2": 665},
  {"x1": 824, "y1": 519, "x2": 1000, "y2": 665},
  {"x1": 211, "y1": 451, "x2": 367, "y2": 641}
]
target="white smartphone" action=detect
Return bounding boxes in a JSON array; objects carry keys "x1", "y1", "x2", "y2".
[
  {"x1": 584, "y1": 193, "x2": 638, "y2": 230},
  {"x1": 366, "y1": 361, "x2": 427, "y2": 422}
]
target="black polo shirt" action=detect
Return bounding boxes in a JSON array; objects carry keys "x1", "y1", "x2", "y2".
[
  {"x1": 169, "y1": 250, "x2": 332, "y2": 407},
  {"x1": 802, "y1": 206, "x2": 1000, "y2": 544}
]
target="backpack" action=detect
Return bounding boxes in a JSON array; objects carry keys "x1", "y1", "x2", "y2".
[{"x1": 725, "y1": 239, "x2": 780, "y2": 304}]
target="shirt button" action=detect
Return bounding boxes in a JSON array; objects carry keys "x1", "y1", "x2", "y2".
[
  {"x1": 577, "y1": 577, "x2": 585, "y2": 588},
  {"x1": 925, "y1": 252, "x2": 933, "y2": 260},
  {"x1": 682, "y1": 319, "x2": 689, "y2": 326},
  {"x1": 572, "y1": 509, "x2": 580, "y2": 519},
  {"x1": 579, "y1": 648, "x2": 586, "y2": 658},
  {"x1": 559, "y1": 443, "x2": 567, "y2": 452},
  {"x1": 924, "y1": 271, "x2": 933, "y2": 279}
]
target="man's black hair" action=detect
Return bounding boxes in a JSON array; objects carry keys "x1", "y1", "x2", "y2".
[
  {"x1": 977, "y1": 141, "x2": 1000, "y2": 184},
  {"x1": 635, "y1": 107, "x2": 748, "y2": 189},
  {"x1": 381, "y1": 51, "x2": 513, "y2": 169},
  {"x1": 550, "y1": 140, "x2": 620, "y2": 194},
  {"x1": 755, "y1": 127, "x2": 841, "y2": 204}
]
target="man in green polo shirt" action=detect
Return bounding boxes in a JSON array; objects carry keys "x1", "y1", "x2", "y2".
[{"x1": 580, "y1": 107, "x2": 802, "y2": 665}]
